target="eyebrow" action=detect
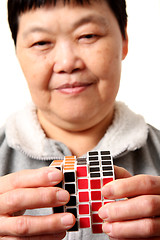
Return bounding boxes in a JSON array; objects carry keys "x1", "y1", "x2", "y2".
[
  {"x1": 23, "y1": 27, "x2": 53, "y2": 38},
  {"x1": 72, "y1": 14, "x2": 109, "y2": 29},
  {"x1": 23, "y1": 14, "x2": 109, "y2": 37}
]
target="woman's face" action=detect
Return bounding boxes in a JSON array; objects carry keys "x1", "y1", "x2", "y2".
[{"x1": 16, "y1": 0, "x2": 128, "y2": 131}]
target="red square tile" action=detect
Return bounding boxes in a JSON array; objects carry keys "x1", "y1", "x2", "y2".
[
  {"x1": 92, "y1": 224, "x2": 103, "y2": 234},
  {"x1": 91, "y1": 191, "x2": 101, "y2": 201},
  {"x1": 79, "y1": 204, "x2": 90, "y2": 215},
  {"x1": 77, "y1": 166, "x2": 87, "y2": 177},
  {"x1": 79, "y1": 217, "x2": 91, "y2": 228},
  {"x1": 92, "y1": 214, "x2": 103, "y2": 223},
  {"x1": 90, "y1": 179, "x2": 101, "y2": 189},
  {"x1": 79, "y1": 191, "x2": 89, "y2": 202},
  {"x1": 104, "y1": 200, "x2": 112, "y2": 205},
  {"x1": 104, "y1": 196, "x2": 110, "y2": 200},
  {"x1": 78, "y1": 179, "x2": 88, "y2": 189},
  {"x1": 91, "y1": 202, "x2": 102, "y2": 212},
  {"x1": 102, "y1": 177, "x2": 114, "y2": 186}
]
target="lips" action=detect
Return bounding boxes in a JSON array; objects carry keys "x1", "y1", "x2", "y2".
[
  {"x1": 54, "y1": 82, "x2": 93, "y2": 94},
  {"x1": 56, "y1": 82, "x2": 92, "y2": 89}
]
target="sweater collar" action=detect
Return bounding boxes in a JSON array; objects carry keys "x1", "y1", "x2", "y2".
[
  {"x1": 96, "y1": 102, "x2": 148, "y2": 157},
  {"x1": 6, "y1": 102, "x2": 148, "y2": 159}
]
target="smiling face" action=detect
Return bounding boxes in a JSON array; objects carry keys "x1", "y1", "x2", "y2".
[{"x1": 16, "y1": 0, "x2": 128, "y2": 132}]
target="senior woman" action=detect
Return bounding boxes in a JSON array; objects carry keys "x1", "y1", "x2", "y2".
[{"x1": 0, "y1": 0, "x2": 160, "y2": 239}]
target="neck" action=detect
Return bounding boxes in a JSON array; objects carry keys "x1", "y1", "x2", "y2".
[{"x1": 37, "y1": 110, "x2": 114, "y2": 157}]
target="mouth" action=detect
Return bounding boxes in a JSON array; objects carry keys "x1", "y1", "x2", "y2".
[{"x1": 54, "y1": 82, "x2": 94, "y2": 94}]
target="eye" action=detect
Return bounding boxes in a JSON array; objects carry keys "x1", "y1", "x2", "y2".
[
  {"x1": 33, "y1": 41, "x2": 51, "y2": 46},
  {"x1": 84, "y1": 34, "x2": 96, "y2": 38},
  {"x1": 81, "y1": 34, "x2": 98, "y2": 39},
  {"x1": 79, "y1": 34, "x2": 99, "y2": 43},
  {"x1": 35, "y1": 41, "x2": 48, "y2": 46},
  {"x1": 31, "y1": 41, "x2": 53, "y2": 50}
]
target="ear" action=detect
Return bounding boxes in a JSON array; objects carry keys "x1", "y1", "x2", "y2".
[{"x1": 122, "y1": 27, "x2": 128, "y2": 60}]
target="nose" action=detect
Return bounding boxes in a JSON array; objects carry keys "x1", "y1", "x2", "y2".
[{"x1": 53, "y1": 41, "x2": 85, "y2": 74}]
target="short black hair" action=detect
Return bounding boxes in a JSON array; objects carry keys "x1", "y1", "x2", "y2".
[{"x1": 8, "y1": 0, "x2": 127, "y2": 45}]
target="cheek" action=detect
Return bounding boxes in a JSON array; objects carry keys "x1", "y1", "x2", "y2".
[
  {"x1": 89, "y1": 45, "x2": 122, "y2": 101},
  {"x1": 89, "y1": 45, "x2": 122, "y2": 82},
  {"x1": 19, "y1": 53, "x2": 53, "y2": 90}
]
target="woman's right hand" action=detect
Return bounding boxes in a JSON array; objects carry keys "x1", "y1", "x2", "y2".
[{"x1": 0, "y1": 167, "x2": 75, "y2": 239}]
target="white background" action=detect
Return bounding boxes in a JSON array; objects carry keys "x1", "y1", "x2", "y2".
[{"x1": 0, "y1": 0, "x2": 160, "y2": 128}]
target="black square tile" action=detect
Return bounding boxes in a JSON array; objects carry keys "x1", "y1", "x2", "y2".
[
  {"x1": 64, "y1": 172, "x2": 75, "y2": 182},
  {"x1": 65, "y1": 183, "x2": 76, "y2": 194},
  {"x1": 66, "y1": 208, "x2": 77, "y2": 218},
  {"x1": 90, "y1": 173, "x2": 101, "y2": 178},
  {"x1": 101, "y1": 151, "x2": 110, "y2": 155},
  {"x1": 89, "y1": 161, "x2": 99, "y2": 166},
  {"x1": 68, "y1": 221, "x2": 78, "y2": 232},
  {"x1": 55, "y1": 166, "x2": 62, "y2": 171},
  {"x1": 66, "y1": 196, "x2": 77, "y2": 206},
  {"x1": 102, "y1": 156, "x2": 111, "y2": 160},
  {"x1": 56, "y1": 181, "x2": 63, "y2": 188},
  {"x1": 102, "y1": 161, "x2": 112, "y2": 166},
  {"x1": 103, "y1": 171, "x2": 113, "y2": 176},
  {"x1": 89, "y1": 151, "x2": 98, "y2": 156},
  {"x1": 89, "y1": 156, "x2": 99, "y2": 161},
  {"x1": 90, "y1": 167, "x2": 100, "y2": 172},
  {"x1": 102, "y1": 166, "x2": 112, "y2": 171},
  {"x1": 53, "y1": 206, "x2": 64, "y2": 213}
]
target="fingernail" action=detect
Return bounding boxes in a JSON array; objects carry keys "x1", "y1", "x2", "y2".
[
  {"x1": 61, "y1": 213, "x2": 74, "y2": 227},
  {"x1": 102, "y1": 184, "x2": 114, "y2": 197},
  {"x1": 102, "y1": 223, "x2": 112, "y2": 234},
  {"x1": 56, "y1": 189, "x2": 69, "y2": 202},
  {"x1": 48, "y1": 169, "x2": 62, "y2": 183},
  {"x1": 98, "y1": 207, "x2": 108, "y2": 220}
]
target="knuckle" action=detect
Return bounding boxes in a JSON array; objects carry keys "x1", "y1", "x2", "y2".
[
  {"x1": 143, "y1": 196, "x2": 157, "y2": 216},
  {"x1": 5, "y1": 191, "x2": 20, "y2": 212},
  {"x1": 109, "y1": 203, "x2": 119, "y2": 220},
  {"x1": 143, "y1": 175, "x2": 157, "y2": 190},
  {"x1": 38, "y1": 187, "x2": 56, "y2": 204},
  {"x1": 14, "y1": 217, "x2": 29, "y2": 236},
  {"x1": 47, "y1": 215, "x2": 62, "y2": 232},
  {"x1": 9, "y1": 172, "x2": 22, "y2": 189},
  {"x1": 0, "y1": 238, "x2": 23, "y2": 240},
  {"x1": 143, "y1": 218, "x2": 156, "y2": 237}
]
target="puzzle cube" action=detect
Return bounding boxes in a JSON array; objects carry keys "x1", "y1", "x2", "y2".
[{"x1": 51, "y1": 150, "x2": 115, "y2": 233}]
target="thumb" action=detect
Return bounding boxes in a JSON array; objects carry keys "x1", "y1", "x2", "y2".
[{"x1": 114, "y1": 165, "x2": 132, "y2": 179}]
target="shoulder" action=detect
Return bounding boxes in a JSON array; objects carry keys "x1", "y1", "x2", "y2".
[
  {"x1": 147, "y1": 124, "x2": 160, "y2": 152},
  {"x1": 0, "y1": 125, "x2": 7, "y2": 146},
  {"x1": 148, "y1": 124, "x2": 160, "y2": 139},
  {"x1": 114, "y1": 124, "x2": 160, "y2": 176},
  {"x1": 0, "y1": 125, "x2": 15, "y2": 175},
  {"x1": 98, "y1": 102, "x2": 149, "y2": 157}
]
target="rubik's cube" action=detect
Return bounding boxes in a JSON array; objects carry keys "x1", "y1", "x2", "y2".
[{"x1": 51, "y1": 150, "x2": 115, "y2": 234}]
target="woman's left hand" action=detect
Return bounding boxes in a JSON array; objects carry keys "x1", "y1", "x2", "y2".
[{"x1": 98, "y1": 166, "x2": 160, "y2": 239}]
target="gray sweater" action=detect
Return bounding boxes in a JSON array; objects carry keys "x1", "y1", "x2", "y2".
[{"x1": 0, "y1": 102, "x2": 160, "y2": 240}]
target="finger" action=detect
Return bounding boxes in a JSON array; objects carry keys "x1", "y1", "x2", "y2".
[
  {"x1": 0, "y1": 167, "x2": 63, "y2": 194},
  {"x1": 102, "y1": 217, "x2": 160, "y2": 239},
  {"x1": 12, "y1": 210, "x2": 26, "y2": 217},
  {"x1": 99, "y1": 195, "x2": 160, "y2": 222},
  {"x1": 114, "y1": 166, "x2": 132, "y2": 179},
  {"x1": 109, "y1": 238, "x2": 160, "y2": 240},
  {"x1": 102, "y1": 175, "x2": 160, "y2": 199},
  {"x1": 0, "y1": 187, "x2": 70, "y2": 215},
  {"x1": 0, "y1": 232, "x2": 66, "y2": 240},
  {"x1": 0, "y1": 213, "x2": 75, "y2": 237}
]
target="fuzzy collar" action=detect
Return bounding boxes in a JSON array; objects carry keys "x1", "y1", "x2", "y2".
[
  {"x1": 96, "y1": 102, "x2": 148, "y2": 156},
  {"x1": 6, "y1": 102, "x2": 148, "y2": 158}
]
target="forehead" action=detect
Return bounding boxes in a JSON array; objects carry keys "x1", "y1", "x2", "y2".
[
  {"x1": 18, "y1": 0, "x2": 112, "y2": 25},
  {"x1": 17, "y1": 0, "x2": 118, "y2": 37},
  {"x1": 18, "y1": 0, "x2": 104, "y2": 9},
  {"x1": 18, "y1": 0, "x2": 109, "y2": 16}
]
